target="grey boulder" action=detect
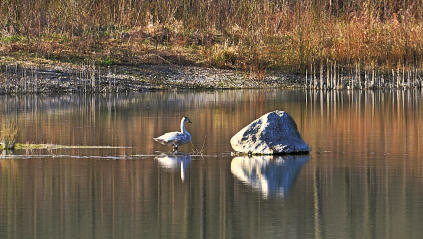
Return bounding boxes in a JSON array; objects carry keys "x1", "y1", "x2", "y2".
[{"x1": 230, "y1": 111, "x2": 310, "y2": 154}]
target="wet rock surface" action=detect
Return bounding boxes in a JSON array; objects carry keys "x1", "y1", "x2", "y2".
[{"x1": 230, "y1": 111, "x2": 310, "y2": 154}]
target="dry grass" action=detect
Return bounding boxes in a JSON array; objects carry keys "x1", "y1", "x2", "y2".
[
  {"x1": 1, "y1": 0, "x2": 423, "y2": 75},
  {"x1": 191, "y1": 136, "x2": 207, "y2": 158}
]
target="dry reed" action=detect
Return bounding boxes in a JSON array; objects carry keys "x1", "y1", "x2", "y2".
[{"x1": 1, "y1": 0, "x2": 423, "y2": 77}]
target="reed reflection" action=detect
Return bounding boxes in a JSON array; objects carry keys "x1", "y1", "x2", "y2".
[
  {"x1": 0, "y1": 90, "x2": 422, "y2": 238},
  {"x1": 1, "y1": 149, "x2": 14, "y2": 156},
  {"x1": 231, "y1": 155, "x2": 309, "y2": 198},
  {"x1": 156, "y1": 154, "x2": 192, "y2": 182}
]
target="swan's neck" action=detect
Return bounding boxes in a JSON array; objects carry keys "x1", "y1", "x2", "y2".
[{"x1": 180, "y1": 120, "x2": 189, "y2": 134}]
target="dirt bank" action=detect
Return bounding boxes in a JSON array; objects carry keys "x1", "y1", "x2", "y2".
[{"x1": 0, "y1": 61, "x2": 302, "y2": 94}]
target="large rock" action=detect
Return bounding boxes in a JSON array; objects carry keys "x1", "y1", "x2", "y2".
[{"x1": 230, "y1": 111, "x2": 310, "y2": 154}]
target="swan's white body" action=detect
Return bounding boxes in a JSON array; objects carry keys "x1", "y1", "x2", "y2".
[{"x1": 153, "y1": 117, "x2": 192, "y2": 151}]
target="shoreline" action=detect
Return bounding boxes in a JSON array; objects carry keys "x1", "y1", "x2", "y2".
[
  {"x1": 0, "y1": 60, "x2": 302, "y2": 94},
  {"x1": 1, "y1": 58, "x2": 422, "y2": 95}
]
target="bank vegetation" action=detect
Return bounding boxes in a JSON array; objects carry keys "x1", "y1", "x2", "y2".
[{"x1": 1, "y1": 0, "x2": 423, "y2": 79}]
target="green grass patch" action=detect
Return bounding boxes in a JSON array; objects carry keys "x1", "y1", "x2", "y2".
[
  {"x1": 0, "y1": 35, "x2": 22, "y2": 43},
  {"x1": 1, "y1": 143, "x2": 130, "y2": 150},
  {"x1": 99, "y1": 58, "x2": 115, "y2": 66}
]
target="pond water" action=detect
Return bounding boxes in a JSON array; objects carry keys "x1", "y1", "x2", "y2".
[{"x1": 0, "y1": 90, "x2": 422, "y2": 239}]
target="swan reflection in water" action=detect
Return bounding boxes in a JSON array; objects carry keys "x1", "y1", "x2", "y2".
[
  {"x1": 155, "y1": 154, "x2": 192, "y2": 182},
  {"x1": 231, "y1": 155, "x2": 309, "y2": 198}
]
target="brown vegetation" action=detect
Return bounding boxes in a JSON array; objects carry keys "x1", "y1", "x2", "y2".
[
  {"x1": 0, "y1": 120, "x2": 18, "y2": 149},
  {"x1": 1, "y1": 0, "x2": 423, "y2": 75}
]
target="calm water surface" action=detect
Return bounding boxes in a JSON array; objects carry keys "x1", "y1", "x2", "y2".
[{"x1": 0, "y1": 90, "x2": 422, "y2": 239}]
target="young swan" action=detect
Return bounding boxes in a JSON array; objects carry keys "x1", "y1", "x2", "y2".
[{"x1": 153, "y1": 116, "x2": 192, "y2": 152}]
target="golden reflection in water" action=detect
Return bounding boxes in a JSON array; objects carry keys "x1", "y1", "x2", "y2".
[
  {"x1": 303, "y1": 90, "x2": 423, "y2": 239},
  {"x1": 0, "y1": 90, "x2": 422, "y2": 238}
]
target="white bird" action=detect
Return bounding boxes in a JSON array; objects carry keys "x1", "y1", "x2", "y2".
[{"x1": 153, "y1": 116, "x2": 192, "y2": 152}]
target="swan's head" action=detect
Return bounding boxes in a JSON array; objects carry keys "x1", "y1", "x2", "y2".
[{"x1": 182, "y1": 116, "x2": 192, "y2": 124}]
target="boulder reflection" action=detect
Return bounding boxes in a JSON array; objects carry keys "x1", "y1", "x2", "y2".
[
  {"x1": 155, "y1": 154, "x2": 192, "y2": 182},
  {"x1": 231, "y1": 155, "x2": 309, "y2": 198}
]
